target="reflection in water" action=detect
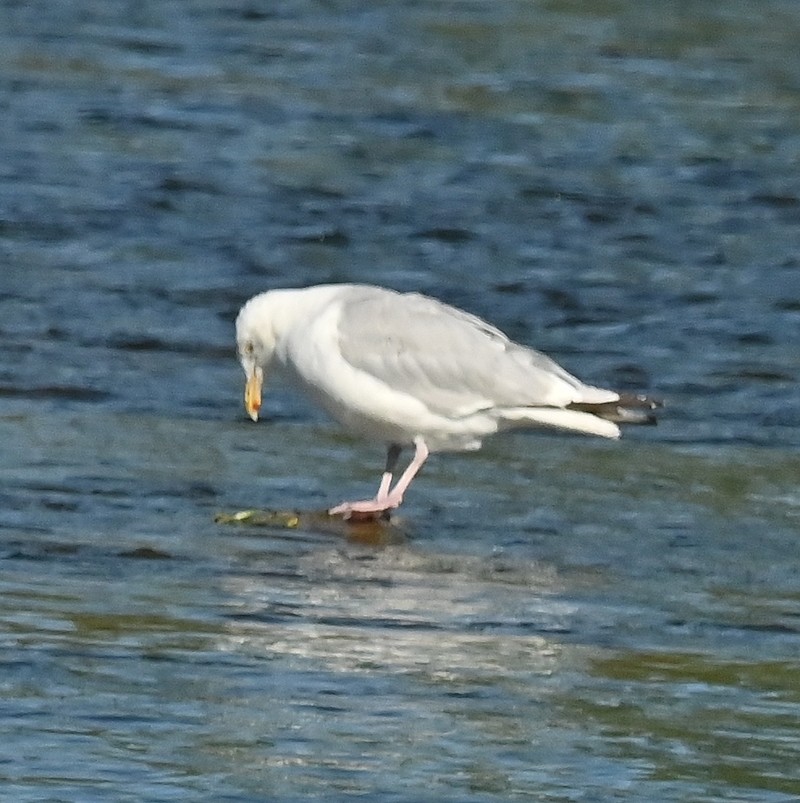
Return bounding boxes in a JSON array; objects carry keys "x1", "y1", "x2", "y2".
[
  {"x1": 220, "y1": 543, "x2": 566, "y2": 677},
  {"x1": 214, "y1": 546, "x2": 575, "y2": 799}
]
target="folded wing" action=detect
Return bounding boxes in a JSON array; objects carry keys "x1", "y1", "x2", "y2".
[{"x1": 336, "y1": 288, "x2": 621, "y2": 421}]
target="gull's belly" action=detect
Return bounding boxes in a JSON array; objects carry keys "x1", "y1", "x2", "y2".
[{"x1": 294, "y1": 368, "x2": 494, "y2": 451}]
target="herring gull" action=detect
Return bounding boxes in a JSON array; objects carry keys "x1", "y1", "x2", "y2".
[{"x1": 235, "y1": 284, "x2": 659, "y2": 519}]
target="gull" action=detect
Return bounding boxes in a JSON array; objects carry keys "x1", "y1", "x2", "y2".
[{"x1": 235, "y1": 284, "x2": 659, "y2": 519}]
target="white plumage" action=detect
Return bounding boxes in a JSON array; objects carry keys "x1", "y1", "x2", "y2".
[{"x1": 236, "y1": 284, "x2": 658, "y2": 519}]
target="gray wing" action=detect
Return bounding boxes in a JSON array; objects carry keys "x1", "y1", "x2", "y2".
[{"x1": 336, "y1": 288, "x2": 612, "y2": 417}]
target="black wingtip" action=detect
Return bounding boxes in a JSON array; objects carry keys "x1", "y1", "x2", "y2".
[
  {"x1": 568, "y1": 394, "x2": 663, "y2": 426},
  {"x1": 618, "y1": 393, "x2": 662, "y2": 424}
]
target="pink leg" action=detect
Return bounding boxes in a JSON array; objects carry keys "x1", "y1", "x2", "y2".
[
  {"x1": 329, "y1": 439, "x2": 429, "y2": 519},
  {"x1": 375, "y1": 444, "x2": 402, "y2": 503},
  {"x1": 382, "y1": 438, "x2": 429, "y2": 508}
]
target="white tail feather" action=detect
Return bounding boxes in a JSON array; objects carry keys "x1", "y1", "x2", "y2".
[{"x1": 497, "y1": 407, "x2": 622, "y2": 439}]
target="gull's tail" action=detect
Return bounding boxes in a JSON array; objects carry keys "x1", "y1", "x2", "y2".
[
  {"x1": 567, "y1": 393, "x2": 662, "y2": 426},
  {"x1": 495, "y1": 393, "x2": 662, "y2": 440}
]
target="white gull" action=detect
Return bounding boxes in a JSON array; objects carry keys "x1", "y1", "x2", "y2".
[{"x1": 235, "y1": 284, "x2": 659, "y2": 519}]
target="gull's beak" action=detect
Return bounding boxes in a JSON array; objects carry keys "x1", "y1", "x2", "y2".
[{"x1": 244, "y1": 366, "x2": 263, "y2": 422}]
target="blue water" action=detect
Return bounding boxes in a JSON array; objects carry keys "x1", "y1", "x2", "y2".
[{"x1": 1, "y1": 1, "x2": 799, "y2": 800}]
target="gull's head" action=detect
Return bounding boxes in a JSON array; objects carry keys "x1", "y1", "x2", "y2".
[{"x1": 235, "y1": 293, "x2": 280, "y2": 422}]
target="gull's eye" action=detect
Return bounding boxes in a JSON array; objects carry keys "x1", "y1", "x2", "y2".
[{"x1": 241, "y1": 341, "x2": 255, "y2": 357}]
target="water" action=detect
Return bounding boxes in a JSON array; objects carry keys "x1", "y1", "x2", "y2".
[{"x1": 1, "y1": 1, "x2": 799, "y2": 800}]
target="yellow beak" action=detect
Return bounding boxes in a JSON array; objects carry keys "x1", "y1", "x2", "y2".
[{"x1": 244, "y1": 368, "x2": 263, "y2": 422}]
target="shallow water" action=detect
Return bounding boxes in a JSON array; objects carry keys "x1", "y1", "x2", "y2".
[{"x1": 2, "y1": 1, "x2": 800, "y2": 801}]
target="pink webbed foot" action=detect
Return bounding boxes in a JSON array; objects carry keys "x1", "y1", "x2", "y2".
[
  {"x1": 328, "y1": 438, "x2": 429, "y2": 522},
  {"x1": 328, "y1": 497, "x2": 399, "y2": 521}
]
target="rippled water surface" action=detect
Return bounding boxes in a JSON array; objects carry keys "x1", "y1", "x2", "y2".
[{"x1": 2, "y1": 1, "x2": 800, "y2": 801}]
